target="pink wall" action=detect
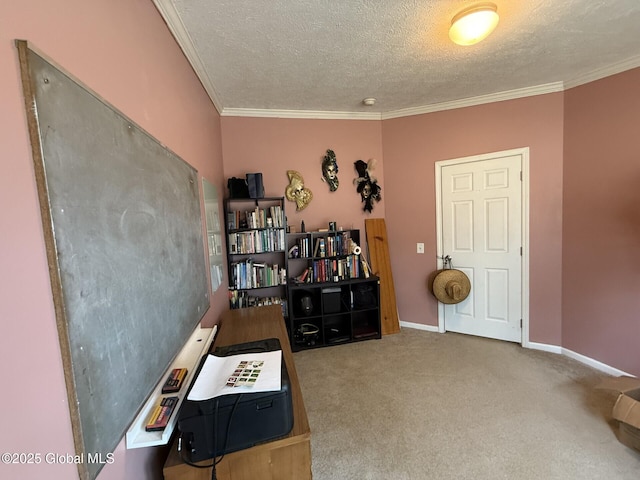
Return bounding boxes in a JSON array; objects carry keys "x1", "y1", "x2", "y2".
[
  {"x1": 563, "y1": 68, "x2": 640, "y2": 377},
  {"x1": 220, "y1": 97, "x2": 566, "y2": 348},
  {"x1": 221, "y1": 117, "x2": 385, "y2": 239},
  {"x1": 381, "y1": 94, "x2": 565, "y2": 345},
  {"x1": 0, "y1": 1, "x2": 225, "y2": 479},
  {"x1": 2, "y1": 2, "x2": 639, "y2": 479}
]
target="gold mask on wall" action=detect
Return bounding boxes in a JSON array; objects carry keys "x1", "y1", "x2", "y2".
[{"x1": 285, "y1": 170, "x2": 313, "y2": 211}]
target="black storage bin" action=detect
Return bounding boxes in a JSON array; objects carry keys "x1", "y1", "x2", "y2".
[
  {"x1": 246, "y1": 173, "x2": 264, "y2": 199},
  {"x1": 353, "y1": 283, "x2": 377, "y2": 309},
  {"x1": 322, "y1": 287, "x2": 342, "y2": 314},
  {"x1": 227, "y1": 177, "x2": 249, "y2": 198}
]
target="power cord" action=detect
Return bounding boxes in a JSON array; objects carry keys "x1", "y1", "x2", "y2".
[{"x1": 177, "y1": 394, "x2": 244, "y2": 480}]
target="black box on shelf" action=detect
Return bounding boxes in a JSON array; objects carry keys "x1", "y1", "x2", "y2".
[
  {"x1": 352, "y1": 283, "x2": 377, "y2": 309},
  {"x1": 322, "y1": 287, "x2": 342, "y2": 314},
  {"x1": 246, "y1": 173, "x2": 264, "y2": 199}
]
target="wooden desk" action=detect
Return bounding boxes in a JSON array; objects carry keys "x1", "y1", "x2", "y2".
[{"x1": 163, "y1": 305, "x2": 312, "y2": 480}]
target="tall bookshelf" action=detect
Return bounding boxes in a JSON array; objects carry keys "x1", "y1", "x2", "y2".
[
  {"x1": 286, "y1": 229, "x2": 381, "y2": 351},
  {"x1": 224, "y1": 197, "x2": 287, "y2": 316}
]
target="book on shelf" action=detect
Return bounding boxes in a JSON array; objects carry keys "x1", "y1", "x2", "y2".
[
  {"x1": 299, "y1": 268, "x2": 309, "y2": 283},
  {"x1": 292, "y1": 267, "x2": 311, "y2": 284},
  {"x1": 360, "y1": 255, "x2": 371, "y2": 278},
  {"x1": 268, "y1": 205, "x2": 283, "y2": 228},
  {"x1": 313, "y1": 237, "x2": 326, "y2": 258},
  {"x1": 227, "y1": 211, "x2": 236, "y2": 230},
  {"x1": 290, "y1": 254, "x2": 368, "y2": 285},
  {"x1": 228, "y1": 204, "x2": 284, "y2": 231},
  {"x1": 228, "y1": 229, "x2": 286, "y2": 254},
  {"x1": 228, "y1": 290, "x2": 287, "y2": 316},
  {"x1": 327, "y1": 236, "x2": 334, "y2": 257},
  {"x1": 299, "y1": 237, "x2": 310, "y2": 257},
  {"x1": 230, "y1": 259, "x2": 286, "y2": 289}
]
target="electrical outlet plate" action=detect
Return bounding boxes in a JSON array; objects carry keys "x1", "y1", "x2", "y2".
[{"x1": 417, "y1": 243, "x2": 424, "y2": 254}]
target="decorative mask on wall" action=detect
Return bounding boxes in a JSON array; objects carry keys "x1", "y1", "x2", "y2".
[
  {"x1": 353, "y1": 159, "x2": 382, "y2": 213},
  {"x1": 321, "y1": 149, "x2": 339, "y2": 192},
  {"x1": 285, "y1": 170, "x2": 313, "y2": 211}
]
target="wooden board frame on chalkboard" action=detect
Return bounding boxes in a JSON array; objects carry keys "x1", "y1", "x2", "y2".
[{"x1": 16, "y1": 40, "x2": 210, "y2": 480}]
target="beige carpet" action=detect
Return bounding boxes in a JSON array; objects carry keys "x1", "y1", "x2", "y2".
[{"x1": 293, "y1": 328, "x2": 640, "y2": 480}]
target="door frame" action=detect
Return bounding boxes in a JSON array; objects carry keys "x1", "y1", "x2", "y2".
[{"x1": 434, "y1": 147, "x2": 530, "y2": 347}]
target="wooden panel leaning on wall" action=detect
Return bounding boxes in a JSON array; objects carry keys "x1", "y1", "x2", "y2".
[
  {"x1": 365, "y1": 218, "x2": 401, "y2": 335},
  {"x1": 163, "y1": 305, "x2": 312, "y2": 480}
]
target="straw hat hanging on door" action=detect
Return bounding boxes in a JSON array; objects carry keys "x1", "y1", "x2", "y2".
[{"x1": 430, "y1": 256, "x2": 471, "y2": 304}]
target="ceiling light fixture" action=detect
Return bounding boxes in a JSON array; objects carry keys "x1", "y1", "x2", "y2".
[
  {"x1": 362, "y1": 97, "x2": 376, "y2": 106},
  {"x1": 449, "y1": 2, "x2": 499, "y2": 46}
]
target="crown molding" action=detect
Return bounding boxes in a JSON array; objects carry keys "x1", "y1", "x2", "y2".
[
  {"x1": 381, "y1": 82, "x2": 564, "y2": 120},
  {"x1": 152, "y1": 0, "x2": 224, "y2": 113},
  {"x1": 220, "y1": 83, "x2": 565, "y2": 121},
  {"x1": 563, "y1": 54, "x2": 640, "y2": 90},
  {"x1": 220, "y1": 108, "x2": 382, "y2": 120}
]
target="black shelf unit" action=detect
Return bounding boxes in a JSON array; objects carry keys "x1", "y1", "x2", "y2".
[
  {"x1": 224, "y1": 197, "x2": 287, "y2": 315},
  {"x1": 286, "y1": 229, "x2": 381, "y2": 351}
]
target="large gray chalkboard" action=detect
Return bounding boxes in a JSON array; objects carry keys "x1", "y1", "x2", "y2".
[{"x1": 18, "y1": 42, "x2": 209, "y2": 480}]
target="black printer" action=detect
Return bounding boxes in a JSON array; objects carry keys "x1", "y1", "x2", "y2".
[{"x1": 177, "y1": 338, "x2": 294, "y2": 463}]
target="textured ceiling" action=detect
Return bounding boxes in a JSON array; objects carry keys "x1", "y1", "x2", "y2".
[{"x1": 153, "y1": 0, "x2": 640, "y2": 118}]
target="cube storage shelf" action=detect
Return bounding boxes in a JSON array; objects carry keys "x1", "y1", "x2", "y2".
[
  {"x1": 287, "y1": 229, "x2": 381, "y2": 351},
  {"x1": 224, "y1": 205, "x2": 381, "y2": 351}
]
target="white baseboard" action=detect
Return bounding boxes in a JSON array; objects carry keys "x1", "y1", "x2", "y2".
[
  {"x1": 561, "y1": 347, "x2": 634, "y2": 377},
  {"x1": 401, "y1": 323, "x2": 634, "y2": 378},
  {"x1": 399, "y1": 320, "x2": 439, "y2": 333},
  {"x1": 527, "y1": 342, "x2": 633, "y2": 376},
  {"x1": 527, "y1": 341, "x2": 562, "y2": 354}
]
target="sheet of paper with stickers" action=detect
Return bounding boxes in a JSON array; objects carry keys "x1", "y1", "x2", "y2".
[{"x1": 187, "y1": 350, "x2": 282, "y2": 401}]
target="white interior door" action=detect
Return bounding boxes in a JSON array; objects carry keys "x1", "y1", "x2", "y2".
[{"x1": 438, "y1": 150, "x2": 525, "y2": 343}]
